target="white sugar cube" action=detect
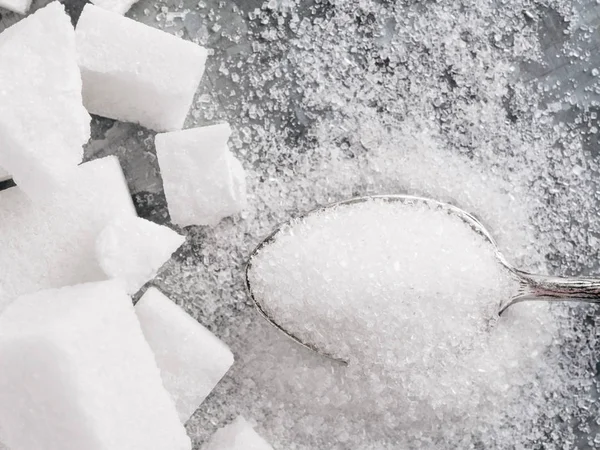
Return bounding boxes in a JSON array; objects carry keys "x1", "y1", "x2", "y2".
[
  {"x1": 0, "y1": 167, "x2": 10, "y2": 182},
  {"x1": 90, "y1": 0, "x2": 139, "y2": 15},
  {"x1": 76, "y1": 5, "x2": 208, "y2": 132},
  {"x1": 155, "y1": 124, "x2": 247, "y2": 226},
  {"x1": 0, "y1": 281, "x2": 190, "y2": 450},
  {"x1": 96, "y1": 216, "x2": 185, "y2": 294},
  {"x1": 136, "y1": 288, "x2": 234, "y2": 423},
  {"x1": 0, "y1": 156, "x2": 136, "y2": 313},
  {"x1": 0, "y1": 2, "x2": 90, "y2": 199},
  {"x1": 203, "y1": 417, "x2": 274, "y2": 450}
]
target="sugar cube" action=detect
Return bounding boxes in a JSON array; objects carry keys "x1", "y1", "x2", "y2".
[
  {"x1": 76, "y1": 5, "x2": 208, "y2": 132},
  {"x1": 136, "y1": 288, "x2": 234, "y2": 423},
  {"x1": 0, "y1": 2, "x2": 90, "y2": 199},
  {"x1": 0, "y1": 281, "x2": 190, "y2": 450},
  {"x1": 202, "y1": 417, "x2": 274, "y2": 450},
  {"x1": 0, "y1": 166, "x2": 10, "y2": 182},
  {"x1": 90, "y1": 0, "x2": 139, "y2": 15},
  {"x1": 155, "y1": 124, "x2": 247, "y2": 226},
  {"x1": 96, "y1": 216, "x2": 186, "y2": 294},
  {"x1": 0, "y1": 156, "x2": 136, "y2": 313}
]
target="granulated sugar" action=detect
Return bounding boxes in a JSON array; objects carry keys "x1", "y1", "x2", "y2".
[
  {"x1": 72, "y1": 0, "x2": 600, "y2": 448},
  {"x1": 247, "y1": 197, "x2": 557, "y2": 430},
  {"x1": 249, "y1": 198, "x2": 516, "y2": 365}
]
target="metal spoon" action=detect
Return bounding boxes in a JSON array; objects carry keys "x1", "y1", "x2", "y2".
[{"x1": 245, "y1": 194, "x2": 600, "y2": 362}]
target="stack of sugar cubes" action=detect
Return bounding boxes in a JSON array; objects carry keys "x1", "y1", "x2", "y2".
[
  {"x1": 76, "y1": 4, "x2": 247, "y2": 226},
  {"x1": 0, "y1": 2, "x2": 266, "y2": 450}
]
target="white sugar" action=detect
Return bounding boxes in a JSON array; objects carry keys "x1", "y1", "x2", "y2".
[
  {"x1": 0, "y1": 2, "x2": 90, "y2": 200},
  {"x1": 156, "y1": 124, "x2": 247, "y2": 226},
  {"x1": 0, "y1": 156, "x2": 135, "y2": 313},
  {"x1": 96, "y1": 216, "x2": 185, "y2": 294},
  {"x1": 202, "y1": 417, "x2": 273, "y2": 450},
  {"x1": 76, "y1": 5, "x2": 208, "y2": 132},
  {"x1": 0, "y1": 281, "x2": 190, "y2": 450},
  {"x1": 90, "y1": 0, "x2": 139, "y2": 15},
  {"x1": 136, "y1": 288, "x2": 234, "y2": 423},
  {"x1": 248, "y1": 199, "x2": 529, "y2": 385}
]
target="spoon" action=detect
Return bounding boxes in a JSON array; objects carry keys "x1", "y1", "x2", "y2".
[{"x1": 245, "y1": 194, "x2": 600, "y2": 362}]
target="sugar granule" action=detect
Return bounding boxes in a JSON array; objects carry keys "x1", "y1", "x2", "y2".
[{"x1": 89, "y1": 0, "x2": 600, "y2": 448}]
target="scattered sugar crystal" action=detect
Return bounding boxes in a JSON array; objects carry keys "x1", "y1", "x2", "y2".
[
  {"x1": 155, "y1": 124, "x2": 247, "y2": 226},
  {"x1": 83, "y1": 0, "x2": 600, "y2": 448},
  {"x1": 96, "y1": 216, "x2": 185, "y2": 294},
  {"x1": 76, "y1": 5, "x2": 208, "y2": 132},
  {"x1": 90, "y1": 0, "x2": 140, "y2": 15},
  {"x1": 202, "y1": 417, "x2": 273, "y2": 450},
  {"x1": 0, "y1": 167, "x2": 10, "y2": 182},
  {"x1": 136, "y1": 287, "x2": 234, "y2": 423},
  {"x1": 0, "y1": 2, "x2": 90, "y2": 199},
  {"x1": 0, "y1": 281, "x2": 190, "y2": 450},
  {"x1": 0, "y1": 156, "x2": 135, "y2": 313}
]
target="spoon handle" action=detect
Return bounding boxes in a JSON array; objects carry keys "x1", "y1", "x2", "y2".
[{"x1": 499, "y1": 270, "x2": 600, "y2": 314}]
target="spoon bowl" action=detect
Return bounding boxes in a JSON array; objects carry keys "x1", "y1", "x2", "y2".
[{"x1": 245, "y1": 195, "x2": 600, "y2": 363}]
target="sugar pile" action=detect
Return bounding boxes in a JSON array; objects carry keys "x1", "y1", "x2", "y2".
[
  {"x1": 248, "y1": 197, "x2": 557, "y2": 426},
  {"x1": 123, "y1": 0, "x2": 600, "y2": 448},
  {"x1": 249, "y1": 198, "x2": 515, "y2": 364}
]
